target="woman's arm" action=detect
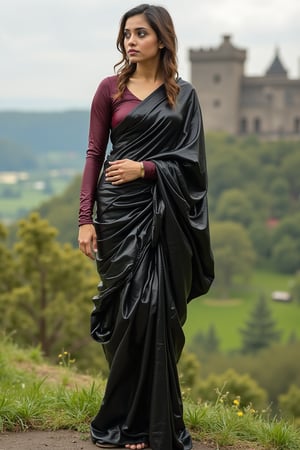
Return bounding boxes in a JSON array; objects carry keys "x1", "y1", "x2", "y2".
[{"x1": 78, "y1": 78, "x2": 112, "y2": 258}]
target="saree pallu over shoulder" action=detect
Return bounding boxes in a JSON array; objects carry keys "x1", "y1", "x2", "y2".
[
  {"x1": 90, "y1": 79, "x2": 214, "y2": 450},
  {"x1": 110, "y1": 79, "x2": 214, "y2": 301}
]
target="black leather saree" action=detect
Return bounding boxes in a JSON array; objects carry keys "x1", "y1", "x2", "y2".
[{"x1": 90, "y1": 79, "x2": 214, "y2": 450}]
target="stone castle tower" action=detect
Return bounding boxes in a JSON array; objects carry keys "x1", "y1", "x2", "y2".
[{"x1": 189, "y1": 35, "x2": 300, "y2": 139}]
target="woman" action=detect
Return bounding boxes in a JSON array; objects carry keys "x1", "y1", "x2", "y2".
[{"x1": 78, "y1": 4, "x2": 214, "y2": 450}]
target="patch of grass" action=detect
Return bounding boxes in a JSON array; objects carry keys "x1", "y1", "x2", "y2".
[
  {"x1": 0, "y1": 336, "x2": 105, "y2": 432},
  {"x1": 52, "y1": 383, "x2": 101, "y2": 429},
  {"x1": 1, "y1": 336, "x2": 300, "y2": 449},
  {"x1": 184, "y1": 393, "x2": 300, "y2": 450}
]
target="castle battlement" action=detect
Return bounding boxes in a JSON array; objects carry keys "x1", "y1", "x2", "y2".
[{"x1": 190, "y1": 35, "x2": 246, "y2": 63}]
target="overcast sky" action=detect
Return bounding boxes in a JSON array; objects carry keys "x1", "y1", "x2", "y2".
[{"x1": 1, "y1": 0, "x2": 299, "y2": 110}]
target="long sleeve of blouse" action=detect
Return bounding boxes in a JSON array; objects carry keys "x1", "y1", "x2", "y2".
[{"x1": 78, "y1": 77, "x2": 156, "y2": 226}]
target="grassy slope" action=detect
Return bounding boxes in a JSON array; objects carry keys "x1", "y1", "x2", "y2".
[
  {"x1": 1, "y1": 337, "x2": 300, "y2": 449},
  {"x1": 184, "y1": 270, "x2": 299, "y2": 349}
]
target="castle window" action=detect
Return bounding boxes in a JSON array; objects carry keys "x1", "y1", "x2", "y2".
[
  {"x1": 254, "y1": 117, "x2": 261, "y2": 133},
  {"x1": 213, "y1": 99, "x2": 221, "y2": 108},
  {"x1": 266, "y1": 93, "x2": 273, "y2": 103},
  {"x1": 213, "y1": 74, "x2": 221, "y2": 83},
  {"x1": 286, "y1": 90, "x2": 294, "y2": 105},
  {"x1": 240, "y1": 118, "x2": 247, "y2": 134},
  {"x1": 294, "y1": 117, "x2": 300, "y2": 133}
]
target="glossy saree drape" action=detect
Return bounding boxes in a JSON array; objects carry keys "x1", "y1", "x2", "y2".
[{"x1": 90, "y1": 79, "x2": 214, "y2": 450}]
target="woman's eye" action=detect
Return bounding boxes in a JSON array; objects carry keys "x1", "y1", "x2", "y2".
[{"x1": 124, "y1": 29, "x2": 147, "y2": 39}]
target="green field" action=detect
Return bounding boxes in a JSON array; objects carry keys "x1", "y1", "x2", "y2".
[
  {"x1": 0, "y1": 173, "x2": 75, "y2": 223},
  {"x1": 184, "y1": 270, "x2": 298, "y2": 350}
]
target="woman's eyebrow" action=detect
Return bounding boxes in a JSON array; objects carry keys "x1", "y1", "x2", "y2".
[{"x1": 124, "y1": 26, "x2": 148, "y2": 32}]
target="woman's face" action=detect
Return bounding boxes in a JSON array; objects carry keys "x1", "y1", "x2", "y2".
[{"x1": 124, "y1": 14, "x2": 162, "y2": 65}]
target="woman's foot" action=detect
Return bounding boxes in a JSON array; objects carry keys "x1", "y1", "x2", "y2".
[{"x1": 125, "y1": 444, "x2": 148, "y2": 449}]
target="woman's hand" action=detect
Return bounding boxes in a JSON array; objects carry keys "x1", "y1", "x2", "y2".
[
  {"x1": 105, "y1": 159, "x2": 143, "y2": 185},
  {"x1": 78, "y1": 223, "x2": 97, "y2": 260}
]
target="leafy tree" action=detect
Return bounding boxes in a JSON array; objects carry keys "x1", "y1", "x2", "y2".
[
  {"x1": 0, "y1": 224, "x2": 17, "y2": 320},
  {"x1": 248, "y1": 221, "x2": 273, "y2": 262},
  {"x1": 278, "y1": 385, "x2": 300, "y2": 424},
  {"x1": 281, "y1": 151, "x2": 300, "y2": 200},
  {"x1": 272, "y1": 236, "x2": 300, "y2": 274},
  {"x1": 291, "y1": 272, "x2": 300, "y2": 305},
  {"x1": 240, "y1": 343, "x2": 300, "y2": 409},
  {"x1": 193, "y1": 342, "x2": 300, "y2": 410},
  {"x1": 211, "y1": 221, "x2": 256, "y2": 298},
  {"x1": 1, "y1": 213, "x2": 108, "y2": 373},
  {"x1": 239, "y1": 295, "x2": 281, "y2": 353},
  {"x1": 269, "y1": 177, "x2": 290, "y2": 219},
  {"x1": 195, "y1": 368, "x2": 267, "y2": 410},
  {"x1": 208, "y1": 149, "x2": 257, "y2": 200},
  {"x1": 177, "y1": 350, "x2": 201, "y2": 391},
  {"x1": 271, "y1": 213, "x2": 300, "y2": 274},
  {"x1": 260, "y1": 165, "x2": 279, "y2": 194},
  {"x1": 245, "y1": 186, "x2": 270, "y2": 223},
  {"x1": 214, "y1": 189, "x2": 253, "y2": 227}
]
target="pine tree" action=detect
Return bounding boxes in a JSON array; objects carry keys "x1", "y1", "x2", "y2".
[
  {"x1": 205, "y1": 324, "x2": 220, "y2": 353},
  {"x1": 240, "y1": 295, "x2": 281, "y2": 353},
  {"x1": 190, "y1": 324, "x2": 220, "y2": 356},
  {"x1": 1, "y1": 213, "x2": 102, "y2": 366}
]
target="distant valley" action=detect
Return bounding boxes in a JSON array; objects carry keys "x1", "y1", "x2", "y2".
[{"x1": 0, "y1": 110, "x2": 91, "y2": 224}]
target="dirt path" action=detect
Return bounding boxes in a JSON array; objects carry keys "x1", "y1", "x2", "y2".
[{"x1": 0, "y1": 430, "x2": 215, "y2": 450}]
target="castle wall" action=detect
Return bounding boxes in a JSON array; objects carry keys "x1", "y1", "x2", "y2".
[
  {"x1": 190, "y1": 36, "x2": 246, "y2": 135},
  {"x1": 190, "y1": 36, "x2": 300, "y2": 139},
  {"x1": 191, "y1": 60, "x2": 244, "y2": 134},
  {"x1": 239, "y1": 78, "x2": 300, "y2": 138}
]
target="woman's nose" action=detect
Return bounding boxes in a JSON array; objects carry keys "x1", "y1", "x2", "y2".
[{"x1": 128, "y1": 35, "x2": 136, "y2": 46}]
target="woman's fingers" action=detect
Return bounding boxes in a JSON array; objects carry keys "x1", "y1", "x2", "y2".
[
  {"x1": 78, "y1": 224, "x2": 97, "y2": 260},
  {"x1": 105, "y1": 159, "x2": 141, "y2": 184}
]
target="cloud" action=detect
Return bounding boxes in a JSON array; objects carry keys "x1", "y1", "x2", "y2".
[{"x1": 1, "y1": 0, "x2": 299, "y2": 109}]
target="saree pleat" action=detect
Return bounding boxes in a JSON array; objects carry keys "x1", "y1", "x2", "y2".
[{"x1": 90, "y1": 79, "x2": 214, "y2": 450}]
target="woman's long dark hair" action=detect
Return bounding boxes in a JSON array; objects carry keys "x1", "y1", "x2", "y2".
[{"x1": 114, "y1": 4, "x2": 179, "y2": 107}]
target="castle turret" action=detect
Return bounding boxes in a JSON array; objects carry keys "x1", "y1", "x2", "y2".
[
  {"x1": 265, "y1": 49, "x2": 288, "y2": 78},
  {"x1": 189, "y1": 35, "x2": 246, "y2": 134}
]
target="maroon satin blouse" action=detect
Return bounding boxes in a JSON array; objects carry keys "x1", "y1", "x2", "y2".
[{"x1": 79, "y1": 76, "x2": 156, "y2": 226}]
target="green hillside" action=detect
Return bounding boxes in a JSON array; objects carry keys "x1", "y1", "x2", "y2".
[{"x1": 184, "y1": 270, "x2": 296, "y2": 350}]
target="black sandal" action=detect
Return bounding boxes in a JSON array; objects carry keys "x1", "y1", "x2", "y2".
[{"x1": 95, "y1": 443, "x2": 119, "y2": 448}]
